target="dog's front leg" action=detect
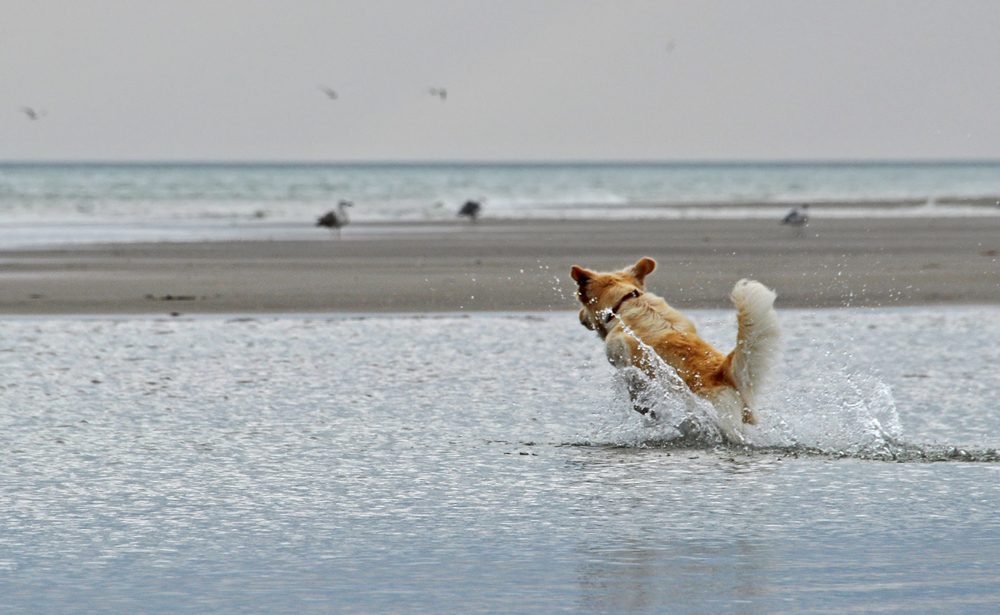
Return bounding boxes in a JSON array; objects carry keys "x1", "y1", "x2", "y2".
[
  {"x1": 623, "y1": 368, "x2": 656, "y2": 418},
  {"x1": 606, "y1": 332, "x2": 656, "y2": 418}
]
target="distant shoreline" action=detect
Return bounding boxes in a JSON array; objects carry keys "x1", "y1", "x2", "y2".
[
  {"x1": 1, "y1": 217, "x2": 998, "y2": 315},
  {"x1": 1, "y1": 197, "x2": 999, "y2": 251}
]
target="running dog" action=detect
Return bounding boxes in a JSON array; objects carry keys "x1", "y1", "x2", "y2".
[{"x1": 571, "y1": 257, "x2": 780, "y2": 442}]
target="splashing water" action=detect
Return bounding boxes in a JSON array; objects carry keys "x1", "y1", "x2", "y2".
[
  {"x1": 762, "y1": 368, "x2": 902, "y2": 456},
  {"x1": 589, "y1": 365, "x2": 724, "y2": 446},
  {"x1": 587, "y1": 361, "x2": 969, "y2": 461},
  {"x1": 585, "y1": 311, "x2": 997, "y2": 462}
]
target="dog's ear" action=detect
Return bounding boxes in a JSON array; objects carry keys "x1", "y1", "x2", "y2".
[
  {"x1": 629, "y1": 257, "x2": 656, "y2": 284},
  {"x1": 570, "y1": 266, "x2": 593, "y2": 285}
]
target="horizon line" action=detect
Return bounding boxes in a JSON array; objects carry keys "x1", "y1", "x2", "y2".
[{"x1": 2, "y1": 158, "x2": 1000, "y2": 167}]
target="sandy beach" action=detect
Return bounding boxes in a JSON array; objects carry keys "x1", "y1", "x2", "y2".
[{"x1": 1, "y1": 217, "x2": 998, "y2": 315}]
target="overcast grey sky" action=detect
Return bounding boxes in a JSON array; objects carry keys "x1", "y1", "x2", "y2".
[{"x1": 2, "y1": 0, "x2": 999, "y2": 162}]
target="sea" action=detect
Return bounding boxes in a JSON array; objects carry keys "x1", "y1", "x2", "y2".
[
  {"x1": 1, "y1": 162, "x2": 999, "y2": 614},
  {"x1": 0, "y1": 161, "x2": 999, "y2": 247},
  {"x1": 0, "y1": 309, "x2": 998, "y2": 614}
]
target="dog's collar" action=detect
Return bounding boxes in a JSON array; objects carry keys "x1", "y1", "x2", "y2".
[{"x1": 604, "y1": 289, "x2": 643, "y2": 323}]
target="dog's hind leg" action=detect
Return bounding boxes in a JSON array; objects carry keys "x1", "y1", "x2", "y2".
[{"x1": 711, "y1": 388, "x2": 750, "y2": 444}]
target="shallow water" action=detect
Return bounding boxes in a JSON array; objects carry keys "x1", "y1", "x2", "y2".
[{"x1": 1, "y1": 307, "x2": 998, "y2": 613}]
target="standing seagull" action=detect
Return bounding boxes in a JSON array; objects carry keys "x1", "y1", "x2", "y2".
[
  {"x1": 317, "y1": 200, "x2": 353, "y2": 238},
  {"x1": 781, "y1": 204, "x2": 809, "y2": 235},
  {"x1": 458, "y1": 200, "x2": 482, "y2": 222},
  {"x1": 428, "y1": 87, "x2": 447, "y2": 101}
]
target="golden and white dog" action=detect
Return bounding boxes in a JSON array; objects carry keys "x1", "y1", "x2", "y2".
[{"x1": 571, "y1": 257, "x2": 780, "y2": 442}]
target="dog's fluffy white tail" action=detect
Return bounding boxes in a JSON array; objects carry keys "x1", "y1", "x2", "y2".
[{"x1": 728, "y1": 279, "x2": 781, "y2": 410}]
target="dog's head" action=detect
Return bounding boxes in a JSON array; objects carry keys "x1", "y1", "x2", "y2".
[{"x1": 570, "y1": 257, "x2": 656, "y2": 339}]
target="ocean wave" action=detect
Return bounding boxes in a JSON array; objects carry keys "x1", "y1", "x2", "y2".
[{"x1": 3, "y1": 162, "x2": 1000, "y2": 227}]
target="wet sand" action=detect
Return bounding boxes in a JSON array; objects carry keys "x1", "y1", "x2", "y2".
[{"x1": 1, "y1": 217, "x2": 998, "y2": 315}]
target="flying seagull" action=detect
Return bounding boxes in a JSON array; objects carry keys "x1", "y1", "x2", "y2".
[
  {"x1": 316, "y1": 200, "x2": 353, "y2": 238},
  {"x1": 319, "y1": 85, "x2": 338, "y2": 100},
  {"x1": 19, "y1": 107, "x2": 46, "y2": 120},
  {"x1": 428, "y1": 87, "x2": 447, "y2": 101}
]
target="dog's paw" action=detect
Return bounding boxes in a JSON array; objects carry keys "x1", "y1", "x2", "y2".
[{"x1": 632, "y1": 403, "x2": 656, "y2": 420}]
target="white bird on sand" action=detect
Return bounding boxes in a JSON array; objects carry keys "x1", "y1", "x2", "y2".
[{"x1": 316, "y1": 200, "x2": 353, "y2": 237}]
